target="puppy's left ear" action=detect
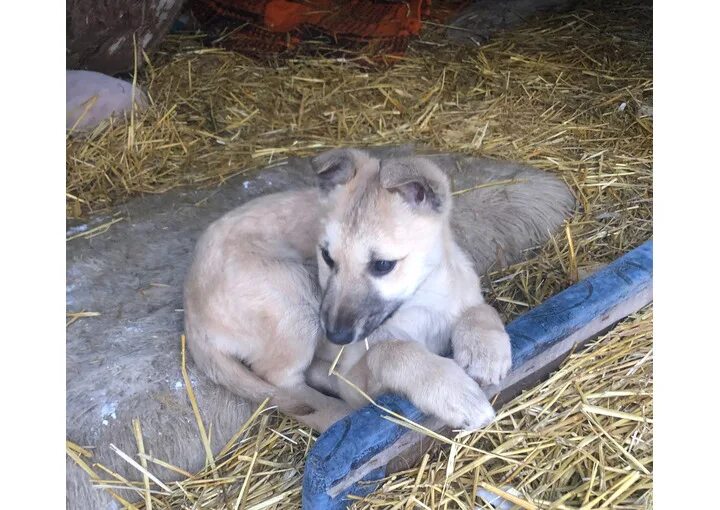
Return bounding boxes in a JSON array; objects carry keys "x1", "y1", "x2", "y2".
[
  {"x1": 312, "y1": 148, "x2": 359, "y2": 193},
  {"x1": 379, "y1": 158, "x2": 451, "y2": 213}
]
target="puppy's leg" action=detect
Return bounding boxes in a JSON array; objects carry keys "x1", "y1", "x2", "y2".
[
  {"x1": 188, "y1": 338, "x2": 348, "y2": 431},
  {"x1": 452, "y1": 303, "x2": 512, "y2": 387},
  {"x1": 306, "y1": 358, "x2": 340, "y2": 397},
  {"x1": 337, "y1": 341, "x2": 496, "y2": 431},
  {"x1": 253, "y1": 338, "x2": 351, "y2": 432},
  {"x1": 272, "y1": 376, "x2": 351, "y2": 432},
  {"x1": 287, "y1": 390, "x2": 350, "y2": 432}
]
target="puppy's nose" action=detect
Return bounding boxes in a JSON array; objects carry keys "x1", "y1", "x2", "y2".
[
  {"x1": 322, "y1": 306, "x2": 358, "y2": 345},
  {"x1": 325, "y1": 327, "x2": 355, "y2": 345}
]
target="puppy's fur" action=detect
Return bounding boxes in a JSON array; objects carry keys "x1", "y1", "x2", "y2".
[
  {"x1": 184, "y1": 185, "x2": 353, "y2": 430},
  {"x1": 185, "y1": 149, "x2": 557, "y2": 431}
]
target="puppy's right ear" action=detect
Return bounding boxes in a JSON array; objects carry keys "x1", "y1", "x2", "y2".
[{"x1": 312, "y1": 149, "x2": 357, "y2": 193}]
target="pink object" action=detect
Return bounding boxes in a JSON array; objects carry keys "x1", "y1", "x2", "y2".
[{"x1": 66, "y1": 70, "x2": 148, "y2": 131}]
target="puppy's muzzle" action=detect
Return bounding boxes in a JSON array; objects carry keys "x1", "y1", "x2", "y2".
[
  {"x1": 322, "y1": 302, "x2": 402, "y2": 345},
  {"x1": 325, "y1": 326, "x2": 356, "y2": 345},
  {"x1": 322, "y1": 308, "x2": 358, "y2": 345}
]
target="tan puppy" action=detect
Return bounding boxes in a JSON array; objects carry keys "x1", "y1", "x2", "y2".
[{"x1": 184, "y1": 149, "x2": 511, "y2": 431}]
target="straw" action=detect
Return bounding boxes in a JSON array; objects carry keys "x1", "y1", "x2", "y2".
[
  {"x1": 351, "y1": 307, "x2": 653, "y2": 509},
  {"x1": 66, "y1": 2, "x2": 652, "y2": 507}
]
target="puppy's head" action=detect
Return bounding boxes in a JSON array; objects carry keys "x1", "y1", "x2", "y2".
[{"x1": 312, "y1": 148, "x2": 452, "y2": 344}]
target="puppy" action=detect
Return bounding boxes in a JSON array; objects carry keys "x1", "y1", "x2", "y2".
[{"x1": 184, "y1": 149, "x2": 511, "y2": 431}]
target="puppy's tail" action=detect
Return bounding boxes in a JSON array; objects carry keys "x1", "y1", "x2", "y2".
[{"x1": 187, "y1": 335, "x2": 313, "y2": 416}]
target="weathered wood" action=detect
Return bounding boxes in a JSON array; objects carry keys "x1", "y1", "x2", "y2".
[
  {"x1": 67, "y1": 0, "x2": 184, "y2": 75},
  {"x1": 302, "y1": 240, "x2": 653, "y2": 509}
]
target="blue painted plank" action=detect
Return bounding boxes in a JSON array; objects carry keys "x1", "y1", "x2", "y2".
[
  {"x1": 303, "y1": 397, "x2": 421, "y2": 509},
  {"x1": 508, "y1": 239, "x2": 652, "y2": 367},
  {"x1": 303, "y1": 240, "x2": 652, "y2": 510}
]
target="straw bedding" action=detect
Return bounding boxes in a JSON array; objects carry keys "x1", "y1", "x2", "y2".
[
  {"x1": 350, "y1": 307, "x2": 653, "y2": 509},
  {"x1": 66, "y1": 0, "x2": 652, "y2": 507},
  {"x1": 68, "y1": 309, "x2": 652, "y2": 509}
]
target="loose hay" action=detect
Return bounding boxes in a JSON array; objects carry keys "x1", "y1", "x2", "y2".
[
  {"x1": 74, "y1": 308, "x2": 653, "y2": 509},
  {"x1": 66, "y1": 0, "x2": 652, "y2": 507},
  {"x1": 349, "y1": 307, "x2": 653, "y2": 510},
  {"x1": 66, "y1": 0, "x2": 651, "y2": 226}
]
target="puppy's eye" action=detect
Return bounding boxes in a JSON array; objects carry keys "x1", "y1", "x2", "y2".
[
  {"x1": 370, "y1": 259, "x2": 397, "y2": 277},
  {"x1": 320, "y1": 247, "x2": 335, "y2": 269}
]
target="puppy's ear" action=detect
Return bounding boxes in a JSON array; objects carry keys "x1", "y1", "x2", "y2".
[
  {"x1": 379, "y1": 157, "x2": 451, "y2": 213},
  {"x1": 312, "y1": 149, "x2": 357, "y2": 193}
]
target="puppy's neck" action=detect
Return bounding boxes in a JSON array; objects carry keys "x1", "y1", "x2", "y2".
[{"x1": 412, "y1": 221, "x2": 483, "y2": 311}]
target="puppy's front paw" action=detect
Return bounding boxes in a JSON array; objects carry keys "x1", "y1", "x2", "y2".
[
  {"x1": 444, "y1": 380, "x2": 496, "y2": 431},
  {"x1": 453, "y1": 328, "x2": 512, "y2": 387},
  {"x1": 418, "y1": 358, "x2": 496, "y2": 431}
]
